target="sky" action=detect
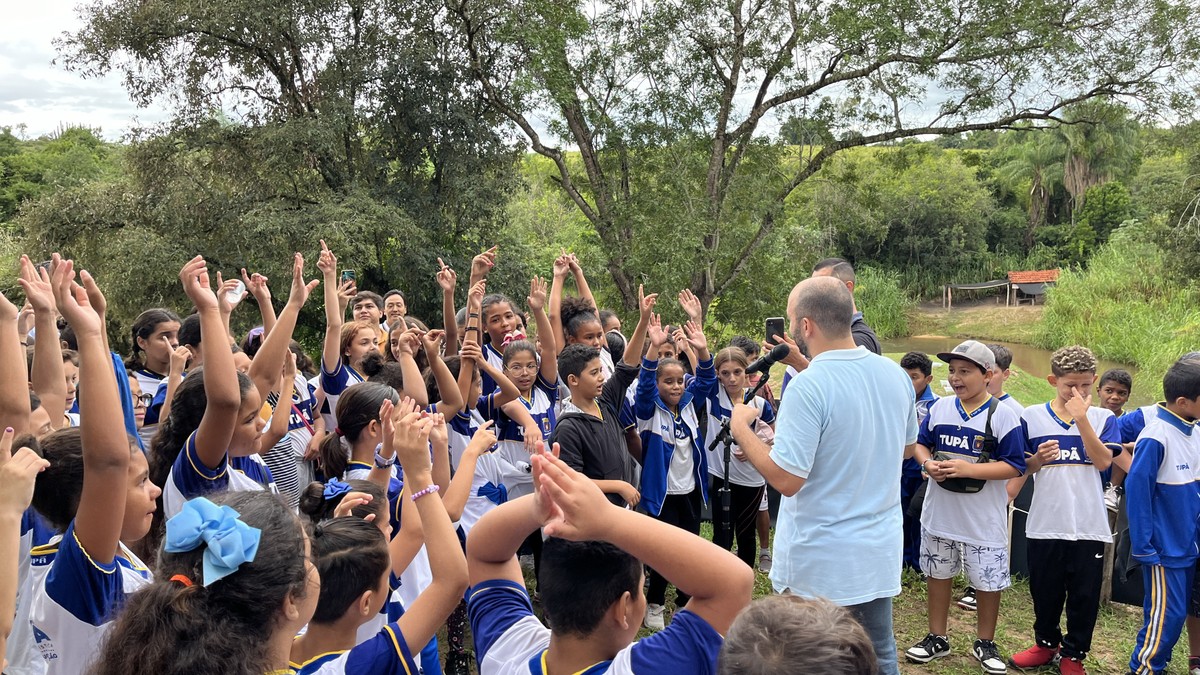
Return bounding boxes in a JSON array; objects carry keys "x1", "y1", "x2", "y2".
[{"x1": 0, "y1": 0, "x2": 172, "y2": 140}]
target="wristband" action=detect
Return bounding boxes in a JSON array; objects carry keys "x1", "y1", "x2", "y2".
[
  {"x1": 374, "y1": 445, "x2": 396, "y2": 469},
  {"x1": 411, "y1": 485, "x2": 440, "y2": 502},
  {"x1": 468, "y1": 312, "x2": 480, "y2": 318}
]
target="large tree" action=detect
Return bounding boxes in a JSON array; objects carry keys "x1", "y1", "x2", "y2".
[{"x1": 447, "y1": 0, "x2": 1200, "y2": 315}]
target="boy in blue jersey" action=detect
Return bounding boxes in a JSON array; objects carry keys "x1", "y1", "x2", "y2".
[
  {"x1": 905, "y1": 340, "x2": 1026, "y2": 675},
  {"x1": 900, "y1": 351, "x2": 938, "y2": 572},
  {"x1": 466, "y1": 448, "x2": 753, "y2": 675},
  {"x1": 1009, "y1": 346, "x2": 1121, "y2": 675},
  {"x1": 1125, "y1": 358, "x2": 1200, "y2": 675}
]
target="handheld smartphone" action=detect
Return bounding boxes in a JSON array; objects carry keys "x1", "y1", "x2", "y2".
[
  {"x1": 225, "y1": 280, "x2": 246, "y2": 305},
  {"x1": 765, "y1": 317, "x2": 785, "y2": 345},
  {"x1": 340, "y1": 269, "x2": 356, "y2": 285}
]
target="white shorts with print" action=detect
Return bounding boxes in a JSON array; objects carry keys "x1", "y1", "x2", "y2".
[{"x1": 920, "y1": 532, "x2": 1011, "y2": 592}]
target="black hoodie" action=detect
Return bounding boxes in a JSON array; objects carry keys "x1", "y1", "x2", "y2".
[{"x1": 550, "y1": 360, "x2": 639, "y2": 506}]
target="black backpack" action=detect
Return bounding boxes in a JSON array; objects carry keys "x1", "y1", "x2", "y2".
[{"x1": 935, "y1": 398, "x2": 999, "y2": 494}]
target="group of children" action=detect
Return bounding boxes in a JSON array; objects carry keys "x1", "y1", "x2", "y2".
[
  {"x1": 0, "y1": 246, "x2": 878, "y2": 675},
  {"x1": 899, "y1": 339, "x2": 1200, "y2": 675}
]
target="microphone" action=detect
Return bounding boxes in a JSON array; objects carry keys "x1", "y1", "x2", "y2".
[{"x1": 745, "y1": 343, "x2": 791, "y2": 375}]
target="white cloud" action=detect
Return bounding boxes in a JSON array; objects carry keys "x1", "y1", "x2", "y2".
[{"x1": 0, "y1": 0, "x2": 172, "y2": 140}]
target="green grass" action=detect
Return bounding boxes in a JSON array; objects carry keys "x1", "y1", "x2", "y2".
[{"x1": 907, "y1": 304, "x2": 1046, "y2": 346}]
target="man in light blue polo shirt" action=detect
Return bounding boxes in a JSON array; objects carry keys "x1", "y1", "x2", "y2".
[{"x1": 731, "y1": 276, "x2": 918, "y2": 675}]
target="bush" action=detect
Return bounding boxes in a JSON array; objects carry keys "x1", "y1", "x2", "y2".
[
  {"x1": 1035, "y1": 221, "x2": 1200, "y2": 398},
  {"x1": 854, "y1": 266, "x2": 912, "y2": 339}
]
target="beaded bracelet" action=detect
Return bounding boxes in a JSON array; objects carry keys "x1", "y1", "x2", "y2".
[{"x1": 411, "y1": 485, "x2": 440, "y2": 502}]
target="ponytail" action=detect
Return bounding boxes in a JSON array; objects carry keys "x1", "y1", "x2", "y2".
[{"x1": 298, "y1": 479, "x2": 385, "y2": 524}]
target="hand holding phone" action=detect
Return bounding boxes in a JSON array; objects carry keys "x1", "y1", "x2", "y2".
[{"x1": 765, "y1": 317, "x2": 785, "y2": 345}]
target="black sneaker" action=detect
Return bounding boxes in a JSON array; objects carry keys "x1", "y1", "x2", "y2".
[
  {"x1": 958, "y1": 586, "x2": 978, "y2": 611},
  {"x1": 973, "y1": 639, "x2": 1007, "y2": 674},
  {"x1": 905, "y1": 633, "x2": 951, "y2": 663}
]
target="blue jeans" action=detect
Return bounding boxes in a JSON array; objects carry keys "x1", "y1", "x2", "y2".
[{"x1": 847, "y1": 597, "x2": 899, "y2": 675}]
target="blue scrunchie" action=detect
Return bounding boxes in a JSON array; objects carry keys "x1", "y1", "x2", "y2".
[
  {"x1": 477, "y1": 481, "x2": 508, "y2": 506},
  {"x1": 323, "y1": 478, "x2": 352, "y2": 501},
  {"x1": 164, "y1": 498, "x2": 262, "y2": 587}
]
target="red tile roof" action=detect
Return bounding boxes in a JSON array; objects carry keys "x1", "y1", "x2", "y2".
[{"x1": 1007, "y1": 269, "x2": 1059, "y2": 284}]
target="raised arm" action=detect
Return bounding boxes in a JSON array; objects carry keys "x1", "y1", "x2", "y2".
[
  {"x1": 0, "y1": 289, "x2": 29, "y2": 436},
  {"x1": 1065, "y1": 388, "x2": 1115, "y2": 472},
  {"x1": 53, "y1": 258, "x2": 130, "y2": 563},
  {"x1": 183, "y1": 256, "x2": 241, "y2": 470},
  {"x1": 622, "y1": 285, "x2": 657, "y2": 367},
  {"x1": 549, "y1": 253, "x2": 570, "y2": 356},
  {"x1": 249, "y1": 253, "x2": 319, "y2": 404},
  {"x1": 215, "y1": 272, "x2": 244, "y2": 347},
  {"x1": 442, "y1": 422, "x2": 496, "y2": 521},
  {"x1": 436, "y1": 259, "x2": 459, "y2": 357},
  {"x1": 538, "y1": 452, "x2": 753, "y2": 635},
  {"x1": 467, "y1": 246, "x2": 496, "y2": 293},
  {"x1": 0, "y1": 432, "x2": 48, "y2": 654},
  {"x1": 20, "y1": 257, "x2": 66, "y2": 428},
  {"x1": 391, "y1": 328, "x2": 430, "y2": 407},
  {"x1": 526, "y1": 276, "x2": 556, "y2": 383},
  {"x1": 158, "y1": 344, "x2": 191, "y2": 423},
  {"x1": 317, "y1": 241, "x2": 344, "y2": 373},
  {"x1": 423, "y1": 330, "x2": 463, "y2": 417},
  {"x1": 260, "y1": 355, "x2": 297, "y2": 451},
  {"x1": 392, "y1": 407, "x2": 469, "y2": 656},
  {"x1": 242, "y1": 268, "x2": 277, "y2": 337},
  {"x1": 567, "y1": 254, "x2": 597, "y2": 313}
]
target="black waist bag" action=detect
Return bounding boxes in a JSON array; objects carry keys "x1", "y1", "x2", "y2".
[{"x1": 935, "y1": 398, "x2": 999, "y2": 494}]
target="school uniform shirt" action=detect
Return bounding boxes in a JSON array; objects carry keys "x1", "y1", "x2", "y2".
[
  {"x1": 1126, "y1": 405, "x2": 1200, "y2": 568},
  {"x1": 135, "y1": 369, "x2": 168, "y2": 448},
  {"x1": 28, "y1": 523, "x2": 152, "y2": 674},
  {"x1": 917, "y1": 395, "x2": 1027, "y2": 548},
  {"x1": 467, "y1": 579, "x2": 723, "y2": 675},
  {"x1": 354, "y1": 572, "x2": 404, "y2": 647},
  {"x1": 1023, "y1": 403, "x2": 1122, "y2": 542},
  {"x1": 294, "y1": 623, "x2": 419, "y2": 675},
  {"x1": 457, "y1": 451, "x2": 513, "y2": 536},
  {"x1": 319, "y1": 359, "x2": 365, "y2": 429},
  {"x1": 163, "y1": 431, "x2": 278, "y2": 518},
  {"x1": 479, "y1": 343, "x2": 507, "y2": 397},
  {"x1": 998, "y1": 393, "x2": 1023, "y2": 417},
  {"x1": 447, "y1": 410, "x2": 477, "y2": 472},
  {"x1": 1119, "y1": 403, "x2": 1164, "y2": 443},
  {"x1": 480, "y1": 375, "x2": 559, "y2": 499},
  {"x1": 7, "y1": 511, "x2": 54, "y2": 675},
  {"x1": 635, "y1": 357, "x2": 717, "y2": 517},
  {"x1": 704, "y1": 388, "x2": 776, "y2": 488}
]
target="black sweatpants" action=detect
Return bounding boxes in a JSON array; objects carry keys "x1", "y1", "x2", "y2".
[
  {"x1": 1028, "y1": 538, "x2": 1105, "y2": 660},
  {"x1": 647, "y1": 487, "x2": 703, "y2": 606},
  {"x1": 710, "y1": 475, "x2": 765, "y2": 569}
]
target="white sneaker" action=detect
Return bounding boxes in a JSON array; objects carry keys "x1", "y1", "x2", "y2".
[
  {"x1": 644, "y1": 603, "x2": 665, "y2": 631},
  {"x1": 1104, "y1": 485, "x2": 1121, "y2": 512}
]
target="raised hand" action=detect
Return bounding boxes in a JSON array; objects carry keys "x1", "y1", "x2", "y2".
[
  {"x1": 459, "y1": 340, "x2": 483, "y2": 365},
  {"x1": 79, "y1": 270, "x2": 107, "y2": 321},
  {"x1": 333, "y1": 491, "x2": 376, "y2": 521},
  {"x1": 317, "y1": 239, "x2": 337, "y2": 278},
  {"x1": 527, "y1": 276, "x2": 548, "y2": 313},
  {"x1": 638, "y1": 284, "x2": 658, "y2": 319},
  {"x1": 52, "y1": 258, "x2": 103, "y2": 337},
  {"x1": 215, "y1": 272, "x2": 245, "y2": 316},
  {"x1": 169, "y1": 345, "x2": 191, "y2": 376},
  {"x1": 530, "y1": 442, "x2": 564, "y2": 526},
  {"x1": 534, "y1": 451, "x2": 612, "y2": 541},
  {"x1": 682, "y1": 319, "x2": 707, "y2": 352},
  {"x1": 393, "y1": 408, "x2": 436, "y2": 479},
  {"x1": 286, "y1": 253, "x2": 320, "y2": 307},
  {"x1": 465, "y1": 420, "x2": 497, "y2": 457},
  {"x1": 394, "y1": 327, "x2": 422, "y2": 356},
  {"x1": 421, "y1": 329, "x2": 445, "y2": 355},
  {"x1": 436, "y1": 258, "x2": 457, "y2": 293},
  {"x1": 566, "y1": 253, "x2": 582, "y2": 274},
  {"x1": 678, "y1": 288, "x2": 702, "y2": 323},
  {"x1": 283, "y1": 350, "x2": 298, "y2": 379},
  {"x1": 764, "y1": 331, "x2": 810, "y2": 372},
  {"x1": 179, "y1": 256, "x2": 218, "y2": 313},
  {"x1": 647, "y1": 313, "x2": 667, "y2": 348},
  {"x1": 552, "y1": 252, "x2": 571, "y2": 280},
  {"x1": 18, "y1": 255, "x2": 55, "y2": 315},
  {"x1": 0, "y1": 428, "x2": 49, "y2": 518},
  {"x1": 467, "y1": 279, "x2": 487, "y2": 310},
  {"x1": 241, "y1": 268, "x2": 271, "y2": 303},
  {"x1": 336, "y1": 278, "x2": 357, "y2": 313},
  {"x1": 471, "y1": 246, "x2": 497, "y2": 280}
]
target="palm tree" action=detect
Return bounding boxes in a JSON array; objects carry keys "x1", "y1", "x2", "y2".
[
  {"x1": 998, "y1": 133, "x2": 1065, "y2": 250},
  {"x1": 1056, "y1": 101, "x2": 1140, "y2": 218}
]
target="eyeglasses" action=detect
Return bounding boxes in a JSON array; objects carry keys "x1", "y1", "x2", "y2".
[
  {"x1": 133, "y1": 393, "x2": 154, "y2": 408},
  {"x1": 506, "y1": 363, "x2": 539, "y2": 373}
]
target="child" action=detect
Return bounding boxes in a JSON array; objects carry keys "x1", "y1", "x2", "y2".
[
  {"x1": 550, "y1": 285, "x2": 655, "y2": 507},
  {"x1": 987, "y1": 344, "x2": 1024, "y2": 416},
  {"x1": 124, "y1": 307, "x2": 182, "y2": 398},
  {"x1": 158, "y1": 254, "x2": 314, "y2": 519},
  {"x1": 635, "y1": 314, "x2": 716, "y2": 631},
  {"x1": 1124, "y1": 358, "x2": 1200, "y2": 675},
  {"x1": 900, "y1": 351, "x2": 938, "y2": 572},
  {"x1": 1009, "y1": 346, "x2": 1121, "y2": 675},
  {"x1": 731, "y1": 335, "x2": 776, "y2": 573},
  {"x1": 905, "y1": 340, "x2": 1026, "y2": 675},
  {"x1": 705, "y1": 346, "x2": 776, "y2": 570},
  {"x1": 719, "y1": 595, "x2": 879, "y2": 675},
  {"x1": 29, "y1": 256, "x2": 163, "y2": 675},
  {"x1": 291, "y1": 408, "x2": 469, "y2": 674},
  {"x1": 465, "y1": 450, "x2": 753, "y2": 674},
  {"x1": 1, "y1": 430, "x2": 50, "y2": 672},
  {"x1": 1097, "y1": 368, "x2": 1133, "y2": 511},
  {"x1": 319, "y1": 241, "x2": 380, "y2": 429},
  {"x1": 316, "y1": 382, "x2": 401, "y2": 480}
]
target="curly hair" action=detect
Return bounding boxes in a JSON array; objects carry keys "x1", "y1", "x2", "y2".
[{"x1": 1050, "y1": 345, "x2": 1097, "y2": 377}]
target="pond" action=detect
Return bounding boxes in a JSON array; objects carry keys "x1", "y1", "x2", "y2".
[{"x1": 880, "y1": 336, "x2": 1154, "y2": 407}]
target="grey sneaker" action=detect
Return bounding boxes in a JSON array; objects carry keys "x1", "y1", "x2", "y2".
[
  {"x1": 905, "y1": 633, "x2": 951, "y2": 663},
  {"x1": 758, "y1": 551, "x2": 772, "y2": 574}
]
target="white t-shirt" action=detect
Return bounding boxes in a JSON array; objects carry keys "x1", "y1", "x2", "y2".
[
  {"x1": 666, "y1": 426, "x2": 695, "y2": 495},
  {"x1": 918, "y1": 396, "x2": 1028, "y2": 548},
  {"x1": 163, "y1": 432, "x2": 278, "y2": 518},
  {"x1": 705, "y1": 389, "x2": 776, "y2": 487},
  {"x1": 1023, "y1": 403, "x2": 1120, "y2": 542}
]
